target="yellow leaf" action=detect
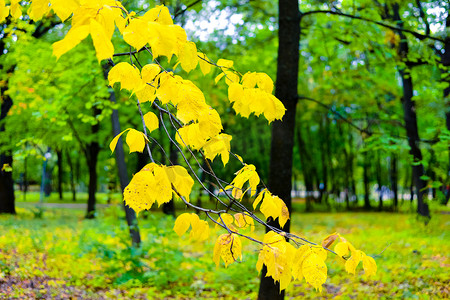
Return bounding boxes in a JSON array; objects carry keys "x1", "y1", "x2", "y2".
[
  {"x1": 179, "y1": 41, "x2": 198, "y2": 73},
  {"x1": 202, "y1": 134, "x2": 232, "y2": 166},
  {"x1": 345, "y1": 250, "x2": 363, "y2": 275},
  {"x1": 141, "y1": 63, "x2": 161, "y2": 83},
  {"x1": 164, "y1": 165, "x2": 194, "y2": 201},
  {"x1": 108, "y1": 62, "x2": 142, "y2": 92},
  {"x1": 291, "y1": 245, "x2": 311, "y2": 280},
  {"x1": 362, "y1": 254, "x2": 377, "y2": 277},
  {"x1": 90, "y1": 18, "x2": 114, "y2": 62},
  {"x1": 123, "y1": 163, "x2": 171, "y2": 214},
  {"x1": 197, "y1": 52, "x2": 211, "y2": 75},
  {"x1": 302, "y1": 253, "x2": 327, "y2": 292},
  {"x1": 50, "y1": 0, "x2": 79, "y2": 22},
  {"x1": 234, "y1": 213, "x2": 254, "y2": 231},
  {"x1": 143, "y1": 111, "x2": 159, "y2": 132},
  {"x1": 123, "y1": 18, "x2": 150, "y2": 50},
  {"x1": 312, "y1": 246, "x2": 327, "y2": 262},
  {"x1": 52, "y1": 25, "x2": 90, "y2": 60},
  {"x1": 125, "y1": 129, "x2": 146, "y2": 153},
  {"x1": 173, "y1": 213, "x2": 192, "y2": 237},
  {"x1": 148, "y1": 22, "x2": 178, "y2": 59},
  {"x1": 190, "y1": 218, "x2": 209, "y2": 241},
  {"x1": 28, "y1": 0, "x2": 51, "y2": 21},
  {"x1": 9, "y1": 0, "x2": 22, "y2": 19},
  {"x1": 215, "y1": 213, "x2": 236, "y2": 231},
  {"x1": 213, "y1": 234, "x2": 242, "y2": 268},
  {"x1": 0, "y1": 1, "x2": 9, "y2": 23},
  {"x1": 334, "y1": 242, "x2": 349, "y2": 258},
  {"x1": 109, "y1": 128, "x2": 130, "y2": 153},
  {"x1": 142, "y1": 4, "x2": 173, "y2": 25}
]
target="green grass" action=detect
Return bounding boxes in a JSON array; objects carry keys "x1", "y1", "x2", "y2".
[{"x1": 0, "y1": 203, "x2": 448, "y2": 299}]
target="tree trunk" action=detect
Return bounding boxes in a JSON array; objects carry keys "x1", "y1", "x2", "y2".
[
  {"x1": 66, "y1": 150, "x2": 77, "y2": 201},
  {"x1": 106, "y1": 64, "x2": 141, "y2": 246},
  {"x1": 363, "y1": 151, "x2": 371, "y2": 209},
  {"x1": 393, "y1": 3, "x2": 429, "y2": 219},
  {"x1": 258, "y1": 0, "x2": 299, "y2": 299},
  {"x1": 296, "y1": 124, "x2": 313, "y2": 211},
  {"x1": 443, "y1": 13, "x2": 450, "y2": 205},
  {"x1": 0, "y1": 68, "x2": 15, "y2": 214},
  {"x1": 376, "y1": 151, "x2": 383, "y2": 211},
  {"x1": 390, "y1": 155, "x2": 398, "y2": 210},
  {"x1": 85, "y1": 107, "x2": 101, "y2": 219},
  {"x1": 57, "y1": 149, "x2": 63, "y2": 200}
]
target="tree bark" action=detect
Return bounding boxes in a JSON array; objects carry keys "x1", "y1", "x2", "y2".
[
  {"x1": 258, "y1": 0, "x2": 299, "y2": 299},
  {"x1": 390, "y1": 155, "x2": 398, "y2": 210},
  {"x1": 393, "y1": 3, "x2": 429, "y2": 219},
  {"x1": 66, "y1": 150, "x2": 77, "y2": 201},
  {"x1": 57, "y1": 149, "x2": 63, "y2": 200},
  {"x1": 106, "y1": 64, "x2": 141, "y2": 247},
  {"x1": 443, "y1": 12, "x2": 450, "y2": 205},
  {"x1": 85, "y1": 107, "x2": 101, "y2": 219}
]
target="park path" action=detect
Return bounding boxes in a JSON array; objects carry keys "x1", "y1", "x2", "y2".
[{"x1": 16, "y1": 202, "x2": 113, "y2": 209}]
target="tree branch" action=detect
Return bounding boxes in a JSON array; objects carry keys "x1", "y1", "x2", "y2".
[{"x1": 301, "y1": 10, "x2": 444, "y2": 42}]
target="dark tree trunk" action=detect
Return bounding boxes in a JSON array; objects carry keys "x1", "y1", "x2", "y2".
[
  {"x1": 318, "y1": 117, "x2": 329, "y2": 205},
  {"x1": 162, "y1": 133, "x2": 176, "y2": 216},
  {"x1": 393, "y1": 3, "x2": 429, "y2": 219},
  {"x1": 85, "y1": 106, "x2": 101, "y2": 219},
  {"x1": 258, "y1": 0, "x2": 299, "y2": 299},
  {"x1": 105, "y1": 64, "x2": 141, "y2": 246},
  {"x1": 86, "y1": 142, "x2": 99, "y2": 219},
  {"x1": 443, "y1": 13, "x2": 450, "y2": 205},
  {"x1": 0, "y1": 65, "x2": 15, "y2": 214},
  {"x1": 296, "y1": 124, "x2": 313, "y2": 211},
  {"x1": 376, "y1": 152, "x2": 383, "y2": 211},
  {"x1": 57, "y1": 149, "x2": 63, "y2": 200},
  {"x1": 363, "y1": 151, "x2": 371, "y2": 209},
  {"x1": 66, "y1": 150, "x2": 77, "y2": 201},
  {"x1": 390, "y1": 155, "x2": 398, "y2": 210}
]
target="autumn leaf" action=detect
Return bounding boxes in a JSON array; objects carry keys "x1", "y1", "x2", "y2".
[
  {"x1": 213, "y1": 234, "x2": 242, "y2": 268},
  {"x1": 143, "y1": 111, "x2": 159, "y2": 132}
]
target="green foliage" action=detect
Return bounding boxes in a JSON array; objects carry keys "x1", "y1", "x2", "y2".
[{"x1": 0, "y1": 205, "x2": 448, "y2": 299}]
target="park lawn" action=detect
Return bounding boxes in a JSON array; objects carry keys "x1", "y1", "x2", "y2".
[{"x1": 0, "y1": 204, "x2": 448, "y2": 299}]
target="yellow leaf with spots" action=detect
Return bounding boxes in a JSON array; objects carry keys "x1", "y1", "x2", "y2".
[
  {"x1": 143, "y1": 111, "x2": 159, "y2": 132},
  {"x1": 302, "y1": 252, "x2": 327, "y2": 292},
  {"x1": 213, "y1": 234, "x2": 242, "y2": 268},
  {"x1": 234, "y1": 213, "x2": 254, "y2": 231},
  {"x1": 291, "y1": 245, "x2": 311, "y2": 280}
]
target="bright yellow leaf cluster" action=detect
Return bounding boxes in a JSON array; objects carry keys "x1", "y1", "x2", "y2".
[
  {"x1": 322, "y1": 233, "x2": 377, "y2": 277},
  {"x1": 214, "y1": 213, "x2": 255, "y2": 232},
  {"x1": 253, "y1": 189, "x2": 290, "y2": 228},
  {"x1": 173, "y1": 213, "x2": 209, "y2": 241},
  {"x1": 225, "y1": 164, "x2": 260, "y2": 199},
  {"x1": 123, "y1": 163, "x2": 194, "y2": 214},
  {"x1": 255, "y1": 232, "x2": 325, "y2": 292},
  {"x1": 228, "y1": 73, "x2": 286, "y2": 123}
]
